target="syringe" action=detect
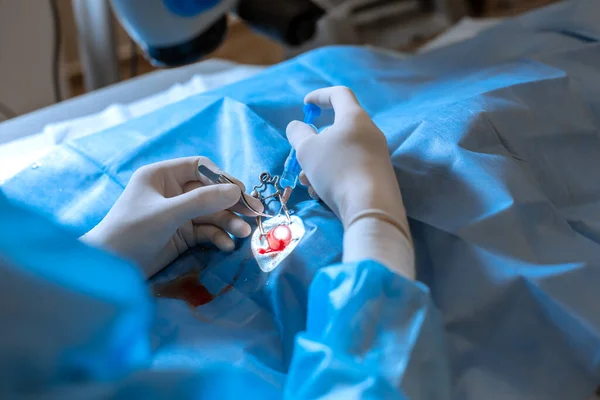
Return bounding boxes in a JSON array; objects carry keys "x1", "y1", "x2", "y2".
[{"x1": 280, "y1": 103, "x2": 321, "y2": 204}]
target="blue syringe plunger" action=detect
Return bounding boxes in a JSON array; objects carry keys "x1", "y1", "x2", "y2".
[
  {"x1": 280, "y1": 103, "x2": 322, "y2": 192},
  {"x1": 302, "y1": 103, "x2": 321, "y2": 125}
]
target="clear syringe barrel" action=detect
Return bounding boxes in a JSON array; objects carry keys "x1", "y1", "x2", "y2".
[
  {"x1": 279, "y1": 103, "x2": 321, "y2": 190},
  {"x1": 279, "y1": 149, "x2": 302, "y2": 189}
]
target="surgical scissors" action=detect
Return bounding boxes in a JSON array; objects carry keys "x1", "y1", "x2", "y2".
[{"x1": 198, "y1": 165, "x2": 271, "y2": 218}]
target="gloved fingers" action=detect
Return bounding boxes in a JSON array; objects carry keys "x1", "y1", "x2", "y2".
[
  {"x1": 152, "y1": 155, "x2": 245, "y2": 189},
  {"x1": 230, "y1": 199, "x2": 265, "y2": 217},
  {"x1": 194, "y1": 224, "x2": 235, "y2": 251},
  {"x1": 194, "y1": 160, "x2": 241, "y2": 188},
  {"x1": 192, "y1": 164, "x2": 265, "y2": 215},
  {"x1": 196, "y1": 163, "x2": 238, "y2": 187},
  {"x1": 182, "y1": 180, "x2": 203, "y2": 193},
  {"x1": 299, "y1": 171, "x2": 311, "y2": 186},
  {"x1": 193, "y1": 210, "x2": 252, "y2": 238},
  {"x1": 308, "y1": 186, "x2": 320, "y2": 201},
  {"x1": 183, "y1": 181, "x2": 263, "y2": 217},
  {"x1": 295, "y1": 169, "x2": 319, "y2": 199},
  {"x1": 299, "y1": 171, "x2": 319, "y2": 199},
  {"x1": 304, "y1": 86, "x2": 364, "y2": 123},
  {"x1": 286, "y1": 120, "x2": 317, "y2": 153},
  {"x1": 140, "y1": 157, "x2": 260, "y2": 215},
  {"x1": 170, "y1": 184, "x2": 241, "y2": 223},
  {"x1": 136, "y1": 156, "x2": 218, "y2": 186}
]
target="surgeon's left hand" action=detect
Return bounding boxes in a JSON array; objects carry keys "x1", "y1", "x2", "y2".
[{"x1": 81, "y1": 157, "x2": 263, "y2": 277}]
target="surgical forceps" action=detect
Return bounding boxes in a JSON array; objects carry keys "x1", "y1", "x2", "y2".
[{"x1": 198, "y1": 164, "x2": 271, "y2": 218}]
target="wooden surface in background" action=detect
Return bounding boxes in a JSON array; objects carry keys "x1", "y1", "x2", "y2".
[{"x1": 482, "y1": 0, "x2": 558, "y2": 16}]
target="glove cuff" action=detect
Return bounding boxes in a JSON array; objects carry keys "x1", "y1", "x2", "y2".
[{"x1": 344, "y1": 208, "x2": 412, "y2": 244}]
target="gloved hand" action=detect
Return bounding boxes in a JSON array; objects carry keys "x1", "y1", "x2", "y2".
[
  {"x1": 81, "y1": 157, "x2": 263, "y2": 277},
  {"x1": 286, "y1": 86, "x2": 407, "y2": 228},
  {"x1": 286, "y1": 86, "x2": 414, "y2": 278}
]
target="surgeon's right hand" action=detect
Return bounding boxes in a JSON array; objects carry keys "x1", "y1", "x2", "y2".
[
  {"x1": 286, "y1": 87, "x2": 407, "y2": 228},
  {"x1": 286, "y1": 86, "x2": 414, "y2": 279}
]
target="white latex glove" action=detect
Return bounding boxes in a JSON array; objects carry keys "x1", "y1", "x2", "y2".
[
  {"x1": 81, "y1": 156, "x2": 263, "y2": 278},
  {"x1": 286, "y1": 86, "x2": 415, "y2": 279}
]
